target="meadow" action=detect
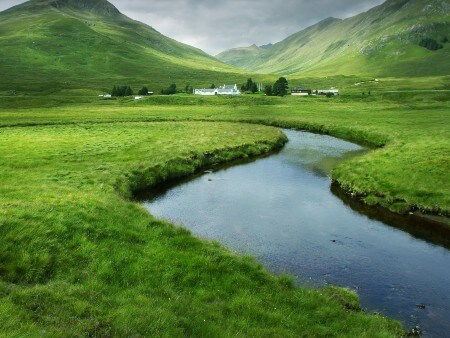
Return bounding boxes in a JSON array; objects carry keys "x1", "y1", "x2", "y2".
[{"x1": 0, "y1": 85, "x2": 448, "y2": 336}]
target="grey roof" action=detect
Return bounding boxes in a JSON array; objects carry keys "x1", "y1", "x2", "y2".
[{"x1": 219, "y1": 85, "x2": 237, "y2": 90}]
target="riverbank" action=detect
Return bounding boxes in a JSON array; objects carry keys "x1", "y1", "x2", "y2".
[
  {"x1": 0, "y1": 121, "x2": 404, "y2": 336},
  {"x1": 143, "y1": 129, "x2": 450, "y2": 336},
  {"x1": 1, "y1": 91, "x2": 448, "y2": 335},
  {"x1": 2, "y1": 92, "x2": 448, "y2": 218}
]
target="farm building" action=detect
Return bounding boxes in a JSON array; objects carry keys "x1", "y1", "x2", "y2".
[
  {"x1": 314, "y1": 89, "x2": 339, "y2": 96},
  {"x1": 291, "y1": 88, "x2": 310, "y2": 96},
  {"x1": 195, "y1": 84, "x2": 241, "y2": 95}
]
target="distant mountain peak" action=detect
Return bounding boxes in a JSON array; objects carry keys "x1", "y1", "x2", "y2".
[
  {"x1": 50, "y1": 0, "x2": 120, "y2": 15},
  {"x1": 20, "y1": 0, "x2": 121, "y2": 16},
  {"x1": 216, "y1": 0, "x2": 449, "y2": 77}
]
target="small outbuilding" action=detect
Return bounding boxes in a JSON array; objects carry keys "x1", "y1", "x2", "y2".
[
  {"x1": 315, "y1": 89, "x2": 339, "y2": 96},
  {"x1": 291, "y1": 88, "x2": 310, "y2": 96}
]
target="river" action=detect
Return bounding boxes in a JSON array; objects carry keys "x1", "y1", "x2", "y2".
[{"x1": 143, "y1": 129, "x2": 450, "y2": 337}]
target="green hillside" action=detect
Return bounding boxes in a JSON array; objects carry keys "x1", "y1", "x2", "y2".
[
  {"x1": 0, "y1": 0, "x2": 245, "y2": 94},
  {"x1": 216, "y1": 44, "x2": 267, "y2": 70},
  {"x1": 216, "y1": 0, "x2": 450, "y2": 77}
]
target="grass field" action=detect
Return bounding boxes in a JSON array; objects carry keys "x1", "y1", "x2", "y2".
[
  {"x1": 0, "y1": 119, "x2": 404, "y2": 336},
  {"x1": 2, "y1": 86, "x2": 448, "y2": 215},
  {"x1": 1, "y1": 85, "x2": 448, "y2": 336}
]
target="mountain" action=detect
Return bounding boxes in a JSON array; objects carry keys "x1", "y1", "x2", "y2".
[
  {"x1": 216, "y1": 0, "x2": 450, "y2": 77},
  {"x1": 216, "y1": 45, "x2": 267, "y2": 71},
  {"x1": 0, "y1": 0, "x2": 241, "y2": 94}
]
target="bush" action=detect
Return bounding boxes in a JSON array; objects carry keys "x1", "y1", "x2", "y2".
[
  {"x1": 161, "y1": 84, "x2": 177, "y2": 95},
  {"x1": 419, "y1": 38, "x2": 443, "y2": 51},
  {"x1": 138, "y1": 86, "x2": 149, "y2": 96}
]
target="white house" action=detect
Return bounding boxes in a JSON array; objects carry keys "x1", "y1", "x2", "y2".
[
  {"x1": 194, "y1": 88, "x2": 217, "y2": 96},
  {"x1": 195, "y1": 84, "x2": 241, "y2": 96}
]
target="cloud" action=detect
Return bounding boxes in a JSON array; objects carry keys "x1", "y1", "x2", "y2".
[{"x1": 0, "y1": 0, "x2": 385, "y2": 54}]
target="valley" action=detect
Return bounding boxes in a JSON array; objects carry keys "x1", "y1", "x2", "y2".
[{"x1": 0, "y1": 0, "x2": 449, "y2": 336}]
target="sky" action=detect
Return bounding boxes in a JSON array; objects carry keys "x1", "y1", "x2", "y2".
[{"x1": 0, "y1": 0, "x2": 385, "y2": 55}]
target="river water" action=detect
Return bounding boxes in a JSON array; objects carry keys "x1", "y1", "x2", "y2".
[{"x1": 143, "y1": 129, "x2": 450, "y2": 337}]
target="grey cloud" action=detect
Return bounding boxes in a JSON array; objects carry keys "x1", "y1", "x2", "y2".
[{"x1": 0, "y1": 0, "x2": 385, "y2": 54}]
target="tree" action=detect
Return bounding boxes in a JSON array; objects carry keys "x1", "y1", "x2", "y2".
[
  {"x1": 246, "y1": 78, "x2": 254, "y2": 91},
  {"x1": 210, "y1": 84, "x2": 216, "y2": 89},
  {"x1": 242, "y1": 78, "x2": 258, "y2": 93},
  {"x1": 111, "y1": 85, "x2": 133, "y2": 97},
  {"x1": 272, "y1": 77, "x2": 288, "y2": 96},
  {"x1": 185, "y1": 84, "x2": 193, "y2": 94},
  {"x1": 124, "y1": 86, "x2": 133, "y2": 96},
  {"x1": 138, "y1": 86, "x2": 149, "y2": 96},
  {"x1": 161, "y1": 83, "x2": 177, "y2": 95},
  {"x1": 264, "y1": 84, "x2": 273, "y2": 96}
]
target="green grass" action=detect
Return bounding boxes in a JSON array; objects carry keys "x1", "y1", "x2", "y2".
[
  {"x1": 0, "y1": 1, "x2": 448, "y2": 336},
  {"x1": 0, "y1": 76, "x2": 448, "y2": 336},
  {"x1": 0, "y1": 119, "x2": 404, "y2": 336},
  {"x1": 2, "y1": 85, "x2": 449, "y2": 216}
]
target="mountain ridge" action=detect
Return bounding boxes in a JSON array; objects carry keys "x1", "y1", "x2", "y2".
[
  {"x1": 0, "y1": 0, "x2": 243, "y2": 93},
  {"x1": 216, "y1": 0, "x2": 450, "y2": 76},
  {"x1": 3, "y1": 0, "x2": 121, "y2": 17}
]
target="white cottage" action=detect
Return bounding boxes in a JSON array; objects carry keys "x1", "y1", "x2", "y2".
[{"x1": 195, "y1": 84, "x2": 241, "y2": 96}]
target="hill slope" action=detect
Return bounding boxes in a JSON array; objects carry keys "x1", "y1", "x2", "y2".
[
  {"x1": 216, "y1": 0, "x2": 450, "y2": 77},
  {"x1": 0, "y1": 0, "x2": 242, "y2": 94}
]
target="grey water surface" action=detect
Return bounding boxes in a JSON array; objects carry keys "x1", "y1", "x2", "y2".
[{"x1": 143, "y1": 130, "x2": 450, "y2": 337}]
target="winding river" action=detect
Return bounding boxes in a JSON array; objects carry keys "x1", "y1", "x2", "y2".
[{"x1": 143, "y1": 129, "x2": 450, "y2": 337}]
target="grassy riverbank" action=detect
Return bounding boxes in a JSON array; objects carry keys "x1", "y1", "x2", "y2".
[
  {"x1": 2, "y1": 90, "x2": 449, "y2": 216},
  {"x1": 0, "y1": 120, "x2": 404, "y2": 336},
  {"x1": 1, "y1": 89, "x2": 448, "y2": 335}
]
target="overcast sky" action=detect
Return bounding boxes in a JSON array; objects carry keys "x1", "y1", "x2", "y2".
[{"x1": 0, "y1": 0, "x2": 385, "y2": 54}]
